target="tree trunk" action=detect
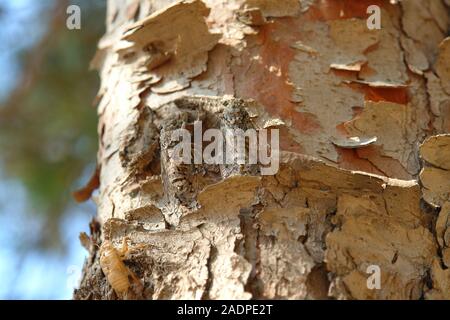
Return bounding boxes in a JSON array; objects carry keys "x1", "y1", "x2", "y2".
[{"x1": 74, "y1": 0, "x2": 450, "y2": 300}]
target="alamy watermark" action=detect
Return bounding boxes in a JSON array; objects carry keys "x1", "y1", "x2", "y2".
[
  {"x1": 167, "y1": 121, "x2": 280, "y2": 175},
  {"x1": 66, "y1": 3, "x2": 381, "y2": 30},
  {"x1": 366, "y1": 264, "x2": 381, "y2": 290},
  {"x1": 367, "y1": 5, "x2": 381, "y2": 30},
  {"x1": 66, "y1": 5, "x2": 81, "y2": 30}
]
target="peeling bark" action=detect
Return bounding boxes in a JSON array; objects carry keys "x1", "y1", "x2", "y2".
[{"x1": 75, "y1": 0, "x2": 450, "y2": 300}]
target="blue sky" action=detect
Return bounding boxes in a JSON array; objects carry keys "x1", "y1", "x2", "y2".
[
  {"x1": 0, "y1": 0, "x2": 47, "y2": 99},
  {"x1": 0, "y1": 0, "x2": 92, "y2": 299},
  {"x1": 0, "y1": 179, "x2": 92, "y2": 299}
]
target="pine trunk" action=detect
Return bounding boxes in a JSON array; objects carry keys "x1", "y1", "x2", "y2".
[{"x1": 74, "y1": 0, "x2": 450, "y2": 300}]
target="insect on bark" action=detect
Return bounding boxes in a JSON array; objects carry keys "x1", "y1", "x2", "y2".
[{"x1": 99, "y1": 237, "x2": 143, "y2": 298}]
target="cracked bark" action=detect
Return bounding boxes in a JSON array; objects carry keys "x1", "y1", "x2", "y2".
[{"x1": 74, "y1": 0, "x2": 450, "y2": 300}]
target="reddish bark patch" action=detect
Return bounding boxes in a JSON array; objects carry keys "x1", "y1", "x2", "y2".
[
  {"x1": 335, "y1": 123, "x2": 348, "y2": 136},
  {"x1": 331, "y1": 68, "x2": 360, "y2": 79},
  {"x1": 290, "y1": 111, "x2": 322, "y2": 135},
  {"x1": 251, "y1": 21, "x2": 296, "y2": 119},
  {"x1": 343, "y1": 82, "x2": 410, "y2": 104},
  {"x1": 233, "y1": 18, "x2": 321, "y2": 136},
  {"x1": 307, "y1": 0, "x2": 389, "y2": 21},
  {"x1": 365, "y1": 87, "x2": 409, "y2": 105},
  {"x1": 358, "y1": 63, "x2": 378, "y2": 78},
  {"x1": 336, "y1": 147, "x2": 385, "y2": 176},
  {"x1": 233, "y1": 23, "x2": 295, "y2": 116}
]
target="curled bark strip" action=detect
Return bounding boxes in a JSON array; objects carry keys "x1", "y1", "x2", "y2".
[{"x1": 73, "y1": 165, "x2": 100, "y2": 203}]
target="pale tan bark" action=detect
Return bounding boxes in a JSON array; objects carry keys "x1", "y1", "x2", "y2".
[{"x1": 74, "y1": 0, "x2": 450, "y2": 300}]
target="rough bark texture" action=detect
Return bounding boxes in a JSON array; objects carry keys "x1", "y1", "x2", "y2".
[{"x1": 74, "y1": 0, "x2": 450, "y2": 300}]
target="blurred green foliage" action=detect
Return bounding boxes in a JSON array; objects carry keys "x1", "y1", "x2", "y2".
[{"x1": 0, "y1": 1, "x2": 105, "y2": 250}]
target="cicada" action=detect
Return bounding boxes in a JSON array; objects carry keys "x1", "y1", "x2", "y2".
[{"x1": 99, "y1": 237, "x2": 143, "y2": 298}]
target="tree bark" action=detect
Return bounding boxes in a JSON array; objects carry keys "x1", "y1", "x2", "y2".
[{"x1": 74, "y1": 0, "x2": 450, "y2": 300}]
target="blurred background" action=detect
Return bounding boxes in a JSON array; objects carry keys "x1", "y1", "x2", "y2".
[{"x1": 0, "y1": 0, "x2": 105, "y2": 299}]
